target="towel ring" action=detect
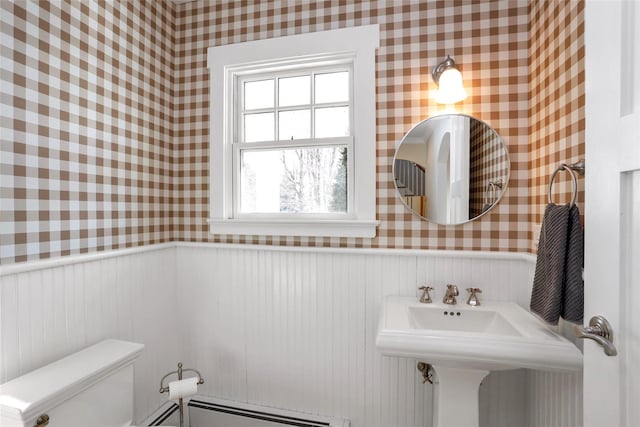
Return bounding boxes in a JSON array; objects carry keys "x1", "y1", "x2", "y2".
[
  {"x1": 483, "y1": 179, "x2": 504, "y2": 206},
  {"x1": 548, "y1": 162, "x2": 584, "y2": 207}
]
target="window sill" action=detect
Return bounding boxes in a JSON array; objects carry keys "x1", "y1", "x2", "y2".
[{"x1": 207, "y1": 218, "x2": 379, "y2": 238}]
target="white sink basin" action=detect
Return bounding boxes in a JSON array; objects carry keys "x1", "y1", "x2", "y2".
[
  {"x1": 377, "y1": 296, "x2": 583, "y2": 372},
  {"x1": 376, "y1": 296, "x2": 583, "y2": 427},
  {"x1": 376, "y1": 297, "x2": 582, "y2": 427},
  {"x1": 408, "y1": 305, "x2": 520, "y2": 335}
]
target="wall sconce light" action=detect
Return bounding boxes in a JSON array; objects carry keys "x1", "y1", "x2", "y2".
[{"x1": 431, "y1": 55, "x2": 467, "y2": 104}]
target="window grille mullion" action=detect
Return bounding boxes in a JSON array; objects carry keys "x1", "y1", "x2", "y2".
[{"x1": 234, "y1": 136, "x2": 352, "y2": 151}]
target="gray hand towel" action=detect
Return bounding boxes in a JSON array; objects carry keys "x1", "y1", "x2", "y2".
[
  {"x1": 561, "y1": 205, "x2": 584, "y2": 322},
  {"x1": 530, "y1": 204, "x2": 584, "y2": 324}
]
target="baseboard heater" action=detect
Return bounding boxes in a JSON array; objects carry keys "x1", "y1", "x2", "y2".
[
  {"x1": 142, "y1": 395, "x2": 349, "y2": 427},
  {"x1": 143, "y1": 402, "x2": 179, "y2": 426}
]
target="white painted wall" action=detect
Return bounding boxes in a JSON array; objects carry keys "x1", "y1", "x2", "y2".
[
  {"x1": 0, "y1": 243, "x2": 582, "y2": 426},
  {"x1": 526, "y1": 369, "x2": 583, "y2": 427},
  {"x1": 174, "y1": 243, "x2": 539, "y2": 427},
  {"x1": 0, "y1": 245, "x2": 181, "y2": 423}
]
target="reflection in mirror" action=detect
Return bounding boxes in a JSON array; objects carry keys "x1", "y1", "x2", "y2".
[{"x1": 393, "y1": 114, "x2": 509, "y2": 225}]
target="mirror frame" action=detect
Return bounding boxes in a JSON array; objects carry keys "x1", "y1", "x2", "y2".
[{"x1": 393, "y1": 113, "x2": 510, "y2": 225}]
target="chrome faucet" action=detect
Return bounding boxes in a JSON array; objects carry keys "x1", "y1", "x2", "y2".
[
  {"x1": 418, "y1": 286, "x2": 434, "y2": 303},
  {"x1": 443, "y1": 284, "x2": 459, "y2": 305},
  {"x1": 466, "y1": 288, "x2": 482, "y2": 306}
]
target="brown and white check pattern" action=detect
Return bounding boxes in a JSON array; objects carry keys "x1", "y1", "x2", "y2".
[
  {"x1": 174, "y1": 0, "x2": 532, "y2": 252},
  {"x1": 529, "y1": 0, "x2": 585, "y2": 252},
  {"x1": 1, "y1": 0, "x2": 585, "y2": 264},
  {"x1": 1, "y1": 0, "x2": 175, "y2": 264},
  {"x1": 469, "y1": 118, "x2": 509, "y2": 217}
]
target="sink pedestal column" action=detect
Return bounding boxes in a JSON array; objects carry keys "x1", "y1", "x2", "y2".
[{"x1": 432, "y1": 366, "x2": 489, "y2": 427}]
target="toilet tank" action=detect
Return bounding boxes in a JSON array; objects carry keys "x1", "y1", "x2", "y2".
[{"x1": 0, "y1": 339, "x2": 144, "y2": 427}]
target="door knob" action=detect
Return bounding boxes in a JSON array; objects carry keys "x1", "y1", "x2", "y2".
[{"x1": 574, "y1": 315, "x2": 617, "y2": 356}]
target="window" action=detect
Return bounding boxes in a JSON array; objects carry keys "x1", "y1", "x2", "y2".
[
  {"x1": 207, "y1": 25, "x2": 379, "y2": 237},
  {"x1": 237, "y1": 66, "x2": 352, "y2": 216}
]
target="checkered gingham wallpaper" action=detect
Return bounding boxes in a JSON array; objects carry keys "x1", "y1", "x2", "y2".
[
  {"x1": 529, "y1": 0, "x2": 585, "y2": 252},
  {"x1": 469, "y1": 118, "x2": 509, "y2": 218},
  {"x1": 1, "y1": 0, "x2": 586, "y2": 264},
  {"x1": 1, "y1": 0, "x2": 176, "y2": 264},
  {"x1": 174, "y1": 0, "x2": 531, "y2": 252}
]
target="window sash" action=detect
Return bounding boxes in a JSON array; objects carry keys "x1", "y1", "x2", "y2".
[
  {"x1": 233, "y1": 65, "x2": 354, "y2": 218},
  {"x1": 236, "y1": 65, "x2": 353, "y2": 144},
  {"x1": 232, "y1": 136, "x2": 354, "y2": 218}
]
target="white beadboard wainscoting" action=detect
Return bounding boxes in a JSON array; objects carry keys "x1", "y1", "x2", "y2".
[
  {"x1": 526, "y1": 369, "x2": 583, "y2": 427},
  {"x1": 174, "y1": 243, "x2": 581, "y2": 427},
  {"x1": 0, "y1": 243, "x2": 583, "y2": 426},
  {"x1": 0, "y1": 244, "x2": 181, "y2": 423}
]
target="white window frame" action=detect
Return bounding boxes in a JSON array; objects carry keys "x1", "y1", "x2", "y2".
[
  {"x1": 234, "y1": 62, "x2": 354, "y2": 219},
  {"x1": 207, "y1": 25, "x2": 380, "y2": 238}
]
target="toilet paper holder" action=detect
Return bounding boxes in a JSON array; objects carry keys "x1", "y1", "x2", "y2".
[
  {"x1": 159, "y1": 362, "x2": 204, "y2": 394},
  {"x1": 159, "y1": 362, "x2": 204, "y2": 427}
]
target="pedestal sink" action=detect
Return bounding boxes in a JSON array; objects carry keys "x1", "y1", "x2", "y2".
[{"x1": 375, "y1": 296, "x2": 582, "y2": 427}]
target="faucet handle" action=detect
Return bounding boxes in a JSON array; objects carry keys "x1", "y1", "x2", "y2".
[
  {"x1": 446, "y1": 284, "x2": 459, "y2": 295},
  {"x1": 466, "y1": 288, "x2": 482, "y2": 306},
  {"x1": 418, "y1": 286, "x2": 434, "y2": 303}
]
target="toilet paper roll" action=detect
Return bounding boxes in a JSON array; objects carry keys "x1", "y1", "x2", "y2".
[{"x1": 168, "y1": 377, "x2": 198, "y2": 400}]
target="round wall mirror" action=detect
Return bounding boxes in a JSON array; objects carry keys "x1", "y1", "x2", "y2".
[{"x1": 393, "y1": 114, "x2": 509, "y2": 225}]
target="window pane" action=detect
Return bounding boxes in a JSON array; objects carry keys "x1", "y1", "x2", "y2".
[
  {"x1": 241, "y1": 146, "x2": 348, "y2": 214},
  {"x1": 315, "y1": 72, "x2": 349, "y2": 103},
  {"x1": 278, "y1": 109, "x2": 310, "y2": 140},
  {"x1": 244, "y1": 79, "x2": 274, "y2": 110},
  {"x1": 244, "y1": 112, "x2": 274, "y2": 142},
  {"x1": 279, "y1": 75, "x2": 310, "y2": 107},
  {"x1": 315, "y1": 106, "x2": 350, "y2": 138}
]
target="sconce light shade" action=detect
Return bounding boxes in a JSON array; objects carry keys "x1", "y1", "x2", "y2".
[{"x1": 432, "y1": 55, "x2": 467, "y2": 104}]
